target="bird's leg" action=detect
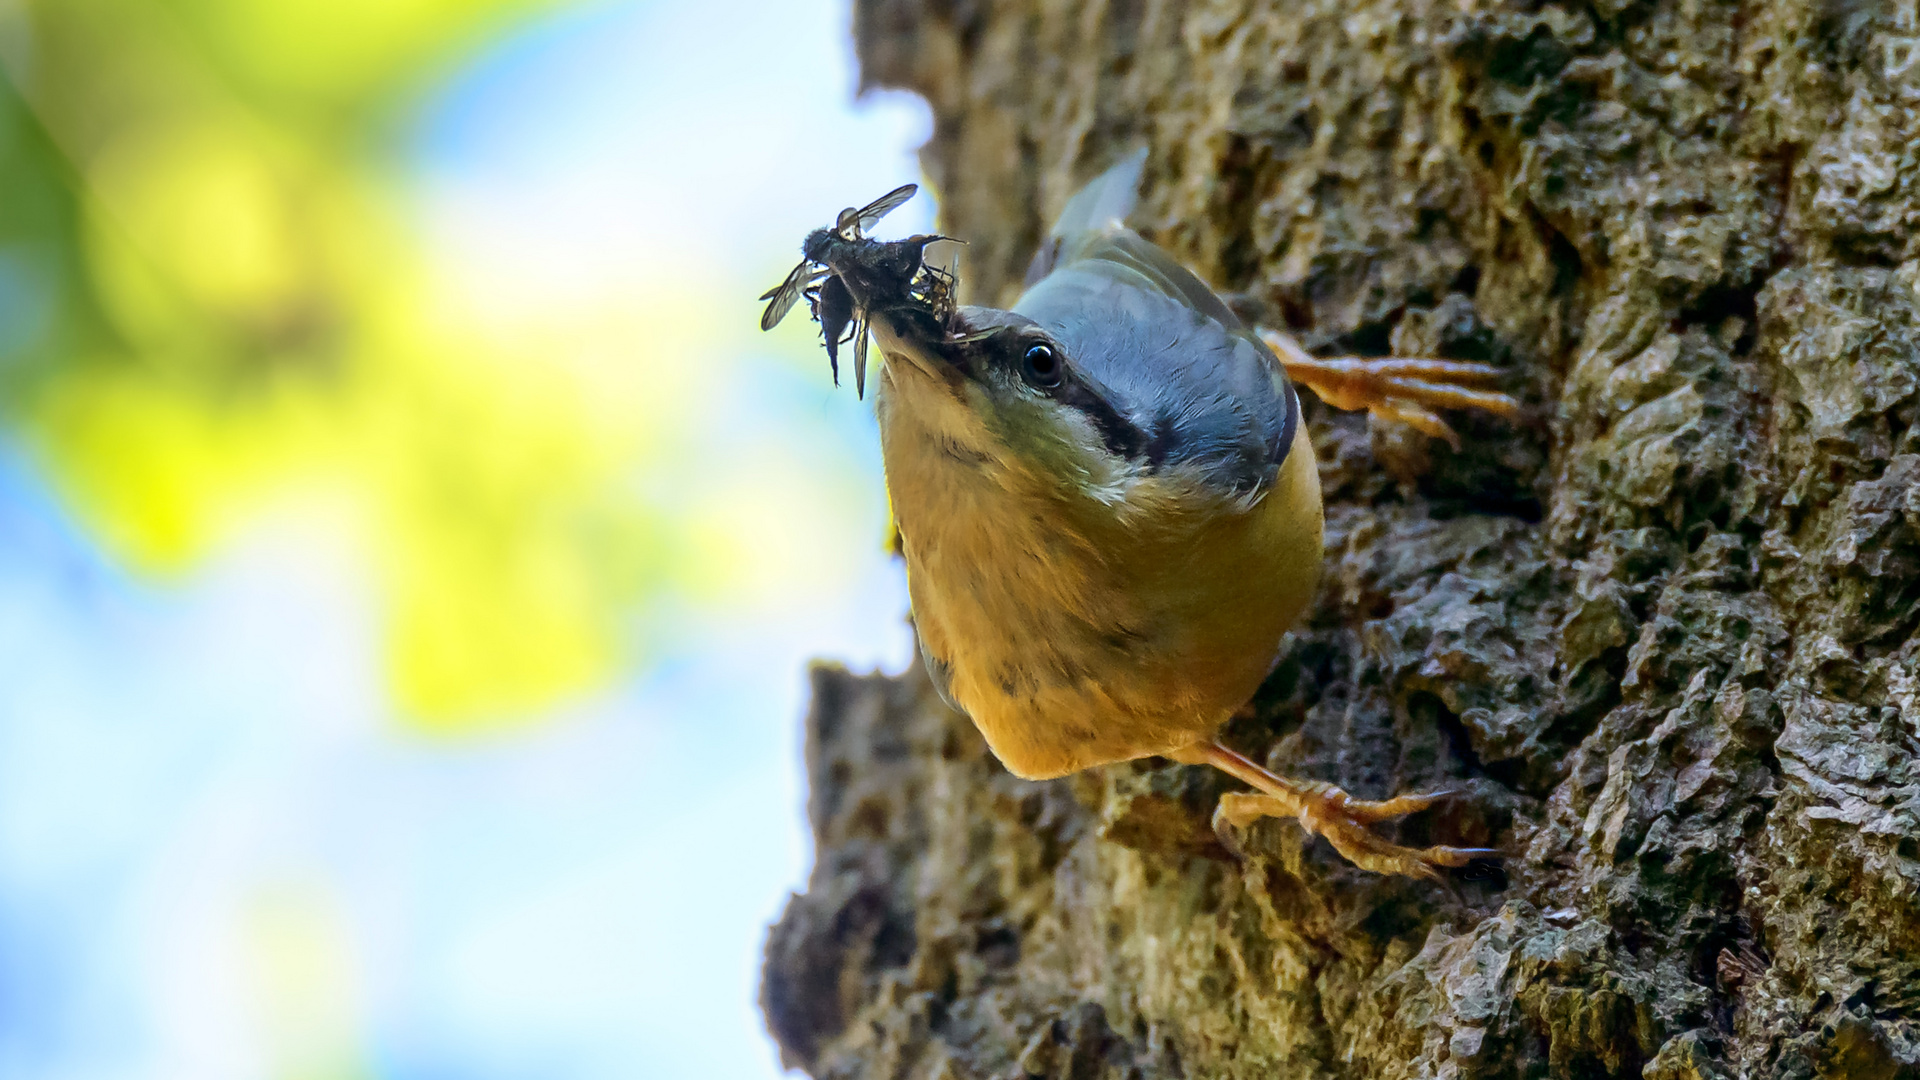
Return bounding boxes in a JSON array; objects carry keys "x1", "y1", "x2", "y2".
[
  {"x1": 1255, "y1": 328, "x2": 1520, "y2": 450},
  {"x1": 1170, "y1": 739, "x2": 1495, "y2": 880}
]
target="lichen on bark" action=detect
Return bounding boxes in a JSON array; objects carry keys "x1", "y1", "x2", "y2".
[{"x1": 762, "y1": 0, "x2": 1920, "y2": 1076}]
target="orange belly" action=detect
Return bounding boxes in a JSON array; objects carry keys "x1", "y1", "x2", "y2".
[{"x1": 902, "y1": 422, "x2": 1324, "y2": 779}]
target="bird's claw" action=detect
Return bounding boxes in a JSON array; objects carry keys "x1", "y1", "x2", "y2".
[
  {"x1": 1255, "y1": 329, "x2": 1520, "y2": 450},
  {"x1": 1215, "y1": 786, "x2": 1498, "y2": 881},
  {"x1": 1210, "y1": 803, "x2": 1250, "y2": 862}
]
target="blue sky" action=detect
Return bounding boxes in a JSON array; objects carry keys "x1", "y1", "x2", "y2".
[{"x1": 0, "y1": 1, "x2": 930, "y2": 1076}]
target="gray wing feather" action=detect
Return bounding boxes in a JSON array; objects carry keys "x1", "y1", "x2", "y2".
[{"x1": 1049, "y1": 147, "x2": 1148, "y2": 243}]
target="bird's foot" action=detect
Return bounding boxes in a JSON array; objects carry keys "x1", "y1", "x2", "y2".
[
  {"x1": 1255, "y1": 328, "x2": 1519, "y2": 450},
  {"x1": 1213, "y1": 790, "x2": 1494, "y2": 881},
  {"x1": 1183, "y1": 739, "x2": 1497, "y2": 880}
]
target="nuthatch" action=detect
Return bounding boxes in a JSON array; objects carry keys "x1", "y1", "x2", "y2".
[{"x1": 763, "y1": 152, "x2": 1518, "y2": 879}]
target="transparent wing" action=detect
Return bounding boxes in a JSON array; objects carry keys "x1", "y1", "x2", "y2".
[
  {"x1": 853, "y1": 313, "x2": 870, "y2": 399},
  {"x1": 847, "y1": 183, "x2": 918, "y2": 237},
  {"x1": 758, "y1": 261, "x2": 815, "y2": 331}
]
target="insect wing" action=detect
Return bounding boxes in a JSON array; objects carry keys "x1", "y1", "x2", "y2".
[
  {"x1": 855, "y1": 184, "x2": 918, "y2": 234},
  {"x1": 853, "y1": 313, "x2": 871, "y2": 399},
  {"x1": 843, "y1": 183, "x2": 918, "y2": 238},
  {"x1": 758, "y1": 260, "x2": 814, "y2": 331}
]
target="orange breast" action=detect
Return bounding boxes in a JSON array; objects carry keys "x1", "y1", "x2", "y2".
[{"x1": 905, "y1": 422, "x2": 1324, "y2": 779}]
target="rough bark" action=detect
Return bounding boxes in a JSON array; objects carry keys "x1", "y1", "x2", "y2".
[{"x1": 762, "y1": 0, "x2": 1920, "y2": 1076}]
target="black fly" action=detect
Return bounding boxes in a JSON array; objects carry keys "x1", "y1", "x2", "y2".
[
  {"x1": 758, "y1": 183, "x2": 955, "y2": 398},
  {"x1": 812, "y1": 274, "x2": 857, "y2": 384},
  {"x1": 757, "y1": 183, "x2": 915, "y2": 333}
]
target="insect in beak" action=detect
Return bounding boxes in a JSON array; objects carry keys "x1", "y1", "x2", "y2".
[{"x1": 757, "y1": 183, "x2": 962, "y2": 400}]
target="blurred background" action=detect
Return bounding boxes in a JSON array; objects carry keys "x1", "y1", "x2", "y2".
[{"x1": 0, "y1": 0, "x2": 928, "y2": 1075}]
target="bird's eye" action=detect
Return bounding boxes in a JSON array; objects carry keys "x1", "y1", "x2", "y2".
[{"x1": 1022, "y1": 343, "x2": 1062, "y2": 389}]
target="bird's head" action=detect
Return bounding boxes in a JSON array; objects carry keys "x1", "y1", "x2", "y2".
[
  {"x1": 813, "y1": 153, "x2": 1291, "y2": 511},
  {"x1": 864, "y1": 298, "x2": 1154, "y2": 501},
  {"x1": 856, "y1": 238, "x2": 1292, "y2": 512}
]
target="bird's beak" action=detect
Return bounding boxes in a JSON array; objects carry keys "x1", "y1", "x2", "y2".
[
  {"x1": 816, "y1": 234, "x2": 1037, "y2": 394},
  {"x1": 818, "y1": 236, "x2": 965, "y2": 390},
  {"x1": 867, "y1": 305, "x2": 1016, "y2": 387}
]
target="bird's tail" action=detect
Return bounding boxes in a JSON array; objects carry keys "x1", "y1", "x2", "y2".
[
  {"x1": 1026, "y1": 147, "x2": 1149, "y2": 285},
  {"x1": 1049, "y1": 146, "x2": 1148, "y2": 240}
]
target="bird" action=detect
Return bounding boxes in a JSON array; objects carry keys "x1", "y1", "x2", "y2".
[{"x1": 765, "y1": 151, "x2": 1518, "y2": 879}]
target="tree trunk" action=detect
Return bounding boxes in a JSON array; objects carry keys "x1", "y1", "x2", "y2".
[{"x1": 762, "y1": 0, "x2": 1920, "y2": 1076}]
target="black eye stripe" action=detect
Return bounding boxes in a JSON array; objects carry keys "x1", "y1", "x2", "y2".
[
  {"x1": 1000, "y1": 334, "x2": 1146, "y2": 460},
  {"x1": 1054, "y1": 380, "x2": 1147, "y2": 460}
]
